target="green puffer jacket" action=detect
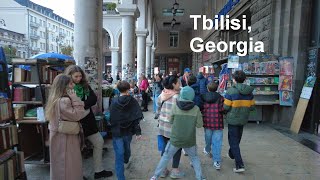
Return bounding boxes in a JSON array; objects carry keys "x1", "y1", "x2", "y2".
[
  {"x1": 170, "y1": 100, "x2": 203, "y2": 148},
  {"x1": 224, "y1": 83, "x2": 255, "y2": 125}
]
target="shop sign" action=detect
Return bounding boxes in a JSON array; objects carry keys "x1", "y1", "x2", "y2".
[
  {"x1": 216, "y1": 0, "x2": 241, "y2": 21},
  {"x1": 227, "y1": 55, "x2": 239, "y2": 68},
  {"x1": 300, "y1": 76, "x2": 317, "y2": 100}
]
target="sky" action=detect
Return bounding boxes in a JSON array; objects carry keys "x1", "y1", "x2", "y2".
[{"x1": 31, "y1": 0, "x2": 75, "y2": 22}]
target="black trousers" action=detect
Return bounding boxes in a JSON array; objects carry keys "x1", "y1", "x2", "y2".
[
  {"x1": 228, "y1": 124, "x2": 244, "y2": 167},
  {"x1": 141, "y1": 90, "x2": 148, "y2": 110}
]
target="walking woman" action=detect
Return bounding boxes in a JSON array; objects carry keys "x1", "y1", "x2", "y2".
[
  {"x1": 152, "y1": 74, "x2": 163, "y2": 115},
  {"x1": 156, "y1": 75, "x2": 185, "y2": 178},
  {"x1": 46, "y1": 74, "x2": 89, "y2": 180},
  {"x1": 139, "y1": 75, "x2": 149, "y2": 112},
  {"x1": 65, "y1": 65, "x2": 113, "y2": 179}
]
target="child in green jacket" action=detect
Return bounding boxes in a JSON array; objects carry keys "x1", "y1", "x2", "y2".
[
  {"x1": 150, "y1": 86, "x2": 205, "y2": 180},
  {"x1": 224, "y1": 70, "x2": 255, "y2": 173}
]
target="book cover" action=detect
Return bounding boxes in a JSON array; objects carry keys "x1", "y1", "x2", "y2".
[
  {"x1": 280, "y1": 91, "x2": 294, "y2": 106},
  {"x1": 279, "y1": 57, "x2": 294, "y2": 75},
  {"x1": 279, "y1": 75, "x2": 293, "y2": 91},
  {"x1": 260, "y1": 62, "x2": 267, "y2": 74},
  {"x1": 243, "y1": 63, "x2": 250, "y2": 74}
]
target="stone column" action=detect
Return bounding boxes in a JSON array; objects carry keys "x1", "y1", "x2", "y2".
[
  {"x1": 151, "y1": 47, "x2": 156, "y2": 76},
  {"x1": 146, "y1": 40, "x2": 153, "y2": 78},
  {"x1": 136, "y1": 30, "x2": 148, "y2": 77},
  {"x1": 74, "y1": 0, "x2": 103, "y2": 112},
  {"x1": 110, "y1": 47, "x2": 119, "y2": 83},
  {"x1": 117, "y1": 3, "x2": 139, "y2": 81}
]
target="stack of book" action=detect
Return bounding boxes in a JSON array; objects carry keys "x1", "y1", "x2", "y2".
[{"x1": 0, "y1": 98, "x2": 12, "y2": 122}]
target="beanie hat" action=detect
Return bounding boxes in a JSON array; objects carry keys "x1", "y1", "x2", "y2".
[
  {"x1": 188, "y1": 75, "x2": 197, "y2": 85},
  {"x1": 184, "y1": 68, "x2": 191, "y2": 73},
  {"x1": 179, "y1": 86, "x2": 195, "y2": 101}
]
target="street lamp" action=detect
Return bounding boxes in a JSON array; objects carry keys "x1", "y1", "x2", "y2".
[
  {"x1": 173, "y1": 0, "x2": 179, "y2": 10},
  {"x1": 0, "y1": 19, "x2": 6, "y2": 27}
]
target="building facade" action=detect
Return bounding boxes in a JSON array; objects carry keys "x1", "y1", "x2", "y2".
[
  {"x1": 0, "y1": 0, "x2": 74, "y2": 58},
  {"x1": 0, "y1": 27, "x2": 28, "y2": 58}
]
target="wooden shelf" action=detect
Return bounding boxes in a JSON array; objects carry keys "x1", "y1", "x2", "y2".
[
  {"x1": 13, "y1": 101, "x2": 42, "y2": 105},
  {"x1": 250, "y1": 84, "x2": 279, "y2": 86},
  {"x1": 16, "y1": 119, "x2": 47, "y2": 124},
  {"x1": 255, "y1": 101, "x2": 280, "y2": 105},
  {"x1": 246, "y1": 74, "x2": 279, "y2": 76}
]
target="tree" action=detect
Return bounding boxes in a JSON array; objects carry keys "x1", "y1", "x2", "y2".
[
  {"x1": 60, "y1": 45, "x2": 73, "y2": 56},
  {"x1": 106, "y1": 3, "x2": 116, "y2": 10},
  {"x1": 3, "y1": 45, "x2": 17, "y2": 63}
]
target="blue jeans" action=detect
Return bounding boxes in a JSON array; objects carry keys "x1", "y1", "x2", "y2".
[
  {"x1": 228, "y1": 124, "x2": 244, "y2": 167},
  {"x1": 154, "y1": 142, "x2": 203, "y2": 180},
  {"x1": 204, "y1": 128, "x2": 223, "y2": 163},
  {"x1": 153, "y1": 94, "x2": 160, "y2": 113},
  {"x1": 112, "y1": 135, "x2": 133, "y2": 180}
]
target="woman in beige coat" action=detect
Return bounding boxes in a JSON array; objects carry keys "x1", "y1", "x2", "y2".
[{"x1": 46, "y1": 74, "x2": 89, "y2": 180}]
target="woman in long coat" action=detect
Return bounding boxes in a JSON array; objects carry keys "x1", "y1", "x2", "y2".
[{"x1": 46, "y1": 74, "x2": 89, "y2": 180}]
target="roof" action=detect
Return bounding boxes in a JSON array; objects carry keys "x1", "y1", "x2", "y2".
[{"x1": 14, "y1": 0, "x2": 74, "y2": 28}]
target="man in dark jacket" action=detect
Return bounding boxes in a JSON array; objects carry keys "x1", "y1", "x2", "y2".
[
  {"x1": 197, "y1": 72, "x2": 208, "y2": 95},
  {"x1": 110, "y1": 81, "x2": 143, "y2": 180},
  {"x1": 224, "y1": 70, "x2": 255, "y2": 173}
]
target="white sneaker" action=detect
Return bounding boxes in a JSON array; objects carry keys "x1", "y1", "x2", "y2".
[
  {"x1": 213, "y1": 162, "x2": 221, "y2": 170},
  {"x1": 233, "y1": 166, "x2": 245, "y2": 173},
  {"x1": 203, "y1": 148, "x2": 210, "y2": 156}
]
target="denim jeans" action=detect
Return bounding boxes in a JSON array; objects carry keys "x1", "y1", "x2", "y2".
[
  {"x1": 228, "y1": 124, "x2": 244, "y2": 167},
  {"x1": 112, "y1": 135, "x2": 133, "y2": 180},
  {"x1": 161, "y1": 136, "x2": 181, "y2": 168},
  {"x1": 154, "y1": 142, "x2": 203, "y2": 180},
  {"x1": 204, "y1": 128, "x2": 223, "y2": 163},
  {"x1": 153, "y1": 94, "x2": 160, "y2": 113}
]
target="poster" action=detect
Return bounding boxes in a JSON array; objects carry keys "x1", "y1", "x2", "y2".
[
  {"x1": 84, "y1": 57, "x2": 99, "y2": 91},
  {"x1": 280, "y1": 91, "x2": 294, "y2": 106},
  {"x1": 279, "y1": 57, "x2": 294, "y2": 75},
  {"x1": 279, "y1": 75, "x2": 293, "y2": 91},
  {"x1": 300, "y1": 76, "x2": 317, "y2": 99},
  {"x1": 227, "y1": 55, "x2": 239, "y2": 69}
]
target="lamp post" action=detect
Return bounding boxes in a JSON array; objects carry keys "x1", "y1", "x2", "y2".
[{"x1": 0, "y1": 19, "x2": 6, "y2": 27}]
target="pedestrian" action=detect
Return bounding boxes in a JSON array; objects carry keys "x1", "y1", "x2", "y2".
[
  {"x1": 197, "y1": 72, "x2": 209, "y2": 95},
  {"x1": 188, "y1": 75, "x2": 202, "y2": 109},
  {"x1": 201, "y1": 82, "x2": 224, "y2": 170},
  {"x1": 139, "y1": 75, "x2": 149, "y2": 112},
  {"x1": 46, "y1": 74, "x2": 90, "y2": 180},
  {"x1": 116, "y1": 72, "x2": 121, "y2": 81},
  {"x1": 150, "y1": 86, "x2": 205, "y2": 180},
  {"x1": 106, "y1": 72, "x2": 113, "y2": 84},
  {"x1": 152, "y1": 74, "x2": 163, "y2": 115},
  {"x1": 65, "y1": 65, "x2": 113, "y2": 179},
  {"x1": 180, "y1": 68, "x2": 191, "y2": 87},
  {"x1": 156, "y1": 75, "x2": 184, "y2": 178},
  {"x1": 110, "y1": 81, "x2": 143, "y2": 180},
  {"x1": 224, "y1": 70, "x2": 255, "y2": 173}
]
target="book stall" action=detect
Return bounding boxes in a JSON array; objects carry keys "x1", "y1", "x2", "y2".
[
  {"x1": 10, "y1": 58, "x2": 75, "y2": 165},
  {"x1": 0, "y1": 51, "x2": 26, "y2": 179},
  {"x1": 217, "y1": 54, "x2": 295, "y2": 123}
]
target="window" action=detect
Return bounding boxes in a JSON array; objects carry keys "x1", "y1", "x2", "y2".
[
  {"x1": 34, "y1": 17, "x2": 37, "y2": 23},
  {"x1": 169, "y1": 31, "x2": 179, "y2": 48},
  {"x1": 50, "y1": 44, "x2": 53, "y2": 50}
]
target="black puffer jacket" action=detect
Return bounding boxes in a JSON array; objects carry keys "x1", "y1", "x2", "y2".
[
  {"x1": 110, "y1": 95, "x2": 143, "y2": 137},
  {"x1": 80, "y1": 86, "x2": 99, "y2": 137}
]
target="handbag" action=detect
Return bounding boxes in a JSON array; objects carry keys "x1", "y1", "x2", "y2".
[{"x1": 57, "y1": 98, "x2": 81, "y2": 135}]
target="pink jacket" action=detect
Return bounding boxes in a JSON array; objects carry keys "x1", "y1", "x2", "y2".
[{"x1": 140, "y1": 79, "x2": 149, "y2": 91}]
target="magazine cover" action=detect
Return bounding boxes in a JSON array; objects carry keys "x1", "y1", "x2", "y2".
[
  {"x1": 243, "y1": 62, "x2": 250, "y2": 74},
  {"x1": 279, "y1": 75, "x2": 293, "y2": 91},
  {"x1": 280, "y1": 91, "x2": 294, "y2": 106},
  {"x1": 279, "y1": 57, "x2": 294, "y2": 75}
]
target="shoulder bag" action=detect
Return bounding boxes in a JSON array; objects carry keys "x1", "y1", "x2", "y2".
[{"x1": 57, "y1": 98, "x2": 81, "y2": 135}]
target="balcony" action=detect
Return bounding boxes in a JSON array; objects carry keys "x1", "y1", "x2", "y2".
[
  {"x1": 59, "y1": 32, "x2": 66, "y2": 38},
  {"x1": 30, "y1": 21, "x2": 40, "y2": 28},
  {"x1": 30, "y1": 34, "x2": 40, "y2": 40},
  {"x1": 103, "y1": 9, "x2": 119, "y2": 15},
  {"x1": 31, "y1": 47, "x2": 40, "y2": 52}
]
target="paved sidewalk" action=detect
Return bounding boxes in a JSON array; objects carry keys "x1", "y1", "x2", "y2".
[{"x1": 26, "y1": 105, "x2": 320, "y2": 180}]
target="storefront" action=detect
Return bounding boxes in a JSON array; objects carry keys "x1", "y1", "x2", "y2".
[{"x1": 194, "y1": 0, "x2": 315, "y2": 129}]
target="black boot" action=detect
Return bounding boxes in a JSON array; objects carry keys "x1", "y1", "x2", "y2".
[{"x1": 94, "y1": 170, "x2": 113, "y2": 179}]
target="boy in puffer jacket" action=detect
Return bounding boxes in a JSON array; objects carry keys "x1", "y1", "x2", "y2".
[
  {"x1": 224, "y1": 70, "x2": 255, "y2": 173},
  {"x1": 150, "y1": 86, "x2": 206, "y2": 180},
  {"x1": 200, "y1": 82, "x2": 224, "y2": 170}
]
